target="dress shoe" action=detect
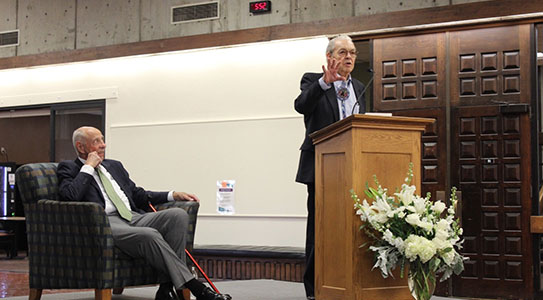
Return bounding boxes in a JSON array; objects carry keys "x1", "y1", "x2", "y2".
[
  {"x1": 196, "y1": 286, "x2": 232, "y2": 300},
  {"x1": 155, "y1": 282, "x2": 179, "y2": 300}
]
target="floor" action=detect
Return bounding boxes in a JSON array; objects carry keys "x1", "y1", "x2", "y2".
[
  {"x1": 0, "y1": 252, "x2": 471, "y2": 300},
  {"x1": 0, "y1": 252, "x2": 89, "y2": 298}
]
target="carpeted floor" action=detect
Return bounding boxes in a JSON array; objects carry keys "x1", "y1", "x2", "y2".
[
  {"x1": 3, "y1": 280, "x2": 305, "y2": 300},
  {"x1": 2, "y1": 279, "x2": 458, "y2": 300}
]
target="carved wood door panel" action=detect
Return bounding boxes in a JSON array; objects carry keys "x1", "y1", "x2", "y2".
[
  {"x1": 371, "y1": 24, "x2": 534, "y2": 298},
  {"x1": 373, "y1": 32, "x2": 446, "y2": 112},
  {"x1": 451, "y1": 105, "x2": 532, "y2": 299}
]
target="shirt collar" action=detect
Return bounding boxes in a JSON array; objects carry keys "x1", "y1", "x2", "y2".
[{"x1": 333, "y1": 74, "x2": 352, "y2": 86}]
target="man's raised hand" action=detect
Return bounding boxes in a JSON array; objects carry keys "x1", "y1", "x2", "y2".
[{"x1": 322, "y1": 57, "x2": 346, "y2": 84}]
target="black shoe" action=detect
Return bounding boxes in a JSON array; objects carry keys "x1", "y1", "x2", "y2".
[
  {"x1": 196, "y1": 286, "x2": 232, "y2": 300},
  {"x1": 155, "y1": 282, "x2": 179, "y2": 300}
]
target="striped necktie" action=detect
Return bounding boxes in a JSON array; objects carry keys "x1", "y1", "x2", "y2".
[{"x1": 96, "y1": 167, "x2": 133, "y2": 221}]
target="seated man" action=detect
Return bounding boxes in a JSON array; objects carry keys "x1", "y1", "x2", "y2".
[{"x1": 57, "y1": 126, "x2": 231, "y2": 300}]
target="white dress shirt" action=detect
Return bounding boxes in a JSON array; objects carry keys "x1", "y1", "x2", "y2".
[{"x1": 318, "y1": 75, "x2": 359, "y2": 119}]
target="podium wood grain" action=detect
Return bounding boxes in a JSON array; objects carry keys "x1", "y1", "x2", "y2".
[{"x1": 311, "y1": 114, "x2": 434, "y2": 300}]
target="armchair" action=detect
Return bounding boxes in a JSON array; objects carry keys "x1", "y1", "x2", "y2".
[{"x1": 15, "y1": 162, "x2": 199, "y2": 300}]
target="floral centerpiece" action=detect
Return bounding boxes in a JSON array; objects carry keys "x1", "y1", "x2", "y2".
[{"x1": 351, "y1": 164, "x2": 466, "y2": 300}]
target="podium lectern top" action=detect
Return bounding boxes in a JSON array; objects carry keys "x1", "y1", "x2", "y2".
[{"x1": 310, "y1": 114, "x2": 435, "y2": 146}]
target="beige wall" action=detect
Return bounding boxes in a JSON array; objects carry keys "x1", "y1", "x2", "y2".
[{"x1": 0, "y1": 37, "x2": 330, "y2": 247}]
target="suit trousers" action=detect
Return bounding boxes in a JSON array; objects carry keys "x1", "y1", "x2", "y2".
[
  {"x1": 108, "y1": 208, "x2": 194, "y2": 290},
  {"x1": 303, "y1": 183, "x2": 315, "y2": 297}
]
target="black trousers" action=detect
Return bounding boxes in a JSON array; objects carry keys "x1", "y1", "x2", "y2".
[{"x1": 303, "y1": 183, "x2": 315, "y2": 298}]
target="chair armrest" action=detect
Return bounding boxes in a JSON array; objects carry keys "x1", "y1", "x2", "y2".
[
  {"x1": 154, "y1": 200, "x2": 199, "y2": 251},
  {"x1": 25, "y1": 199, "x2": 115, "y2": 271}
]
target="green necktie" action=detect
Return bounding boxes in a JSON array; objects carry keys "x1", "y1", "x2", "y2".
[{"x1": 96, "y1": 167, "x2": 133, "y2": 221}]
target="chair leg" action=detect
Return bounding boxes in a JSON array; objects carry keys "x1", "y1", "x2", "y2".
[
  {"x1": 28, "y1": 288, "x2": 42, "y2": 300},
  {"x1": 94, "y1": 288, "x2": 112, "y2": 300},
  {"x1": 182, "y1": 288, "x2": 191, "y2": 300},
  {"x1": 112, "y1": 287, "x2": 124, "y2": 294}
]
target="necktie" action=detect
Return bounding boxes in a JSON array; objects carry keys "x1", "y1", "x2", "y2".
[
  {"x1": 337, "y1": 80, "x2": 350, "y2": 119},
  {"x1": 96, "y1": 167, "x2": 133, "y2": 221}
]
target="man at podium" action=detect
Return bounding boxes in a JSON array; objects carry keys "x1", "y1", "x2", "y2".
[{"x1": 294, "y1": 35, "x2": 366, "y2": 300}]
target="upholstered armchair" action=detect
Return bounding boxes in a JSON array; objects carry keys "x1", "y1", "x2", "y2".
[{"x1": 15, "y1": 163, "x2": 199, "y2": 300}]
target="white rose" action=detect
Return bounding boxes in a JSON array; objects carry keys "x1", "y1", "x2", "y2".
[
  {"x1": 432, "y1": 201, "x2": 446, "y2": 214},
  {"x1": 436, "y1": 219, "x2": 450, "y2": 230}
]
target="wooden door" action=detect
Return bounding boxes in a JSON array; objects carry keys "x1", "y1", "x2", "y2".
[
  {"x1": 451, "y1": 105, "x2": 532, "y2": 299},
  {"x1": 371, "y1": 24, "x2": 535, "y2": 298}
]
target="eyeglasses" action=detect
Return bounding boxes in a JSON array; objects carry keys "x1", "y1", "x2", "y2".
[{"x1": 336, "y1": 49, "x2": 358, "y2": 58}]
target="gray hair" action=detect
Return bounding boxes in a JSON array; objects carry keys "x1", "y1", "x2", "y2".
[
  {"x1": 72, "y1": 127, "x2": 88, "y2": 156},
  {"x1": 326, "y1": 35, "x2": 353, "y2": 55}
]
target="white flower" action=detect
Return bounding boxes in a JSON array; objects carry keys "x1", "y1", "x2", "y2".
[
  {"x1": 418, "y1": 219, "x2": 434, "y2": 232},
  {"x1": 432, "y1": 201, "x2": 446, "y2": 214},
  {"x1": 395, "y1": 184, "x2": 416, "y2": 205},
  {"x1": 432, "y1": 236, "x2": 451, "y2": 250},
  {"x1": 404, "y1": 235, "x2": 436, "y2": 263},
  {"x1": 442, "y1": 249, "x2": 457, "y2": 265},
  {"x1": 351, "y1": 167, "x2": 465, "y2": 284},
  {"x1": 412, "y1": 196, "x2": 427, "y2": 214},
  {"x1": 405, "y1": 213, "x2": 420, "y2": 226}
]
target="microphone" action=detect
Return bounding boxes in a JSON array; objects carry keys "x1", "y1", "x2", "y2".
[{"x1": 352, "y1": 68, "x2": 375, "y2": 115}]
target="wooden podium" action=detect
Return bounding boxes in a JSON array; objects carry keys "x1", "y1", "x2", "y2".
[{"x1": 310, "y1": 114, "x2": 434, "y2": 300}]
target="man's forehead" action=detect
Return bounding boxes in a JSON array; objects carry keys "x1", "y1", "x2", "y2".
[
  {"x1": 86, "y1": 128, "x2": 103, "y2": 138},
  {"x1": 335, "y1": 40, "x2": 355, "y2": 49}
]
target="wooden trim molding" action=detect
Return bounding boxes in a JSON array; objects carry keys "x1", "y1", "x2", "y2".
[{"x1": 0, "y1": 0, "x2": 542, "y2": 70}]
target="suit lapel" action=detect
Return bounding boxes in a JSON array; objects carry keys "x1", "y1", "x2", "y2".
[
  {"x1": 101, "y1": 160, "x2": 120, "y2": 185},
  {"x1": 325, "y1": 84, "x2": 340, "y2": 122},
  {"x1": 74, "y1": 158, "x2": 106, "y2": 203}
]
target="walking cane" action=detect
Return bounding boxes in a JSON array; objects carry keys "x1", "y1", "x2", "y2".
[{"x1": 148, "y1": 203, "x2": 222, "y2": 294}]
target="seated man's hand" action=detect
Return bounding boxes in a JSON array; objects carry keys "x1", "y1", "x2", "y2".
[
  {"x1": 86, "y1": 151, "x2": 103, "y2": 168},
  {"x1": 173, "y1": 191, "x2": 200, "y2": 202}
]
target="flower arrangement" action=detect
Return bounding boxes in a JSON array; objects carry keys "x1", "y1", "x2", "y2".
[{"x1": 351, "y1": 164, "x2": 465, "y2": 300}]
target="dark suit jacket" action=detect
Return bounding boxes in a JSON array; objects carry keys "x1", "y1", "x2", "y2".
[
  {"x1": 58, "y1": 158, "x2": 169, "y2": 213},
  {"x1": 294, "y1": 72, "x2": 365, "y2": 184}
]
